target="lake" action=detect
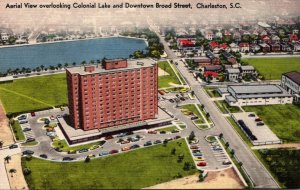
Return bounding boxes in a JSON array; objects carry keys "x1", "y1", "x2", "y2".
[{"x1": 0, "y1": 37, "x2": 147, "y2": 73}]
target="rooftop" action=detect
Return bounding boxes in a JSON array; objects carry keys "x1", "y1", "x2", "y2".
[
  {"x1": 240, "y1": 66, "x2": 255, "y2": 71},
  {"x1": 66, "y1": 59, "x2": 156, "y2": 75},
  {"x1": 283, "y1": 71, "x2": 300, "y2": 85},
  {"x1": 226, "y1": 68, "x2": 240, "y2": 73},
  {"x1": 228, "y1": 85, "x2": 283, "y2": 94}
]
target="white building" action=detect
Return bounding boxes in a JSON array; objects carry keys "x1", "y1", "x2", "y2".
[
  {"x1": 218, "y1": 85, "x2": 293, "y2": 106},
  {"x1": 1, "y1": 32, "x2": 9, "y2": 41},
  {"x1": 281, "y1": 71, "x2": 300, "y2": 102},
  {"x1": 240, "y1": 66, "x2": 256, "y2": 77},
  {"x1": 226, "y1": 68, "x2": 240, "y2": 81}
]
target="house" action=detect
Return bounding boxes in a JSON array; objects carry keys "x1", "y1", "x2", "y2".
[
  {"x1": 215, "y1": 30, "x2": 223, "y2": 38},
  {"x1": 219, "y1": 85, "x2": 293, "y2": 107},
  {"x1": 270, "y1": 43, "x2": 281, "y2": 52},
  {"x1": 203, "y1": 65, "x2": 223, "y2": 73},
  {"x1": 209, "y1": 41, "x2": 220, "y2": 53},
  {"x1": 281, "y1": 71, "x2": 300, "y2": 101},
  {"x1": 230, "y1": 43, "x2": 239, "y2": 52},
  {"x1": 226, "y1": 68, "x2": 240, "y2": 81},
  {"x1": 224, "y1": 30, "x2": 232, "y2": 37},
  {"x1": 0, "y1": 32, "x2": 9, "y2": 42},
  {"x1": 280, "y1": 43, "x2": 292, "y2": 52},
  {"x1": 261, "y1": 35, "x2": 271, "y2": 43},
  {"x1": 239, "y1": 66, "x2": 256, "y2": 77},
  {"x1": 259, "y1": 29, "x2": 268, "y2": 36},
  {"x1": 204, "y1": 71, "x2": 219, "y2": 79},
  {"x1": 259, "y1": 43, "x2": 270, "y2": 52},
  {"x1": 271, "y1": 35, "x2": 280, "y2": 43},
  {"x1": 289, "y1": 34, "x2": 298, "y2": 42},
  {"x1": 250, "y1": 43, "x2": 261, "y2": 52},
  {"x1": 290, "y1": 42, "x2": 300, "y2": 51},
  {"x1": 194, "y1": 57, "x2": 211, "y2": 67},
  {"x1": 233, "y1": 31, "x2": 241, "y2": 41},
  {"x1": 205, "y1": 30, "x2": 214, "y2": 40},
  {"x1": 206, "y1": 50, "x2": 220, "y2": 65},
  {"x1": 177, "y1": 38, "x2": 197, "y2": 51},
  {"x1": 239, "y1": 42, "x2": 250, "y2": 53},
  {"x1": 292, "y1": 29, "x2": 299, "y2": 34},
  {"x1": 222, "y1": 51, "x2": 237, "y2": 65},
  {"x1": 219, "y1": 43, "x2": 230, "y2": 52},
  {"x1": 240, "y1": 30, "x2": 251, "y2": 37}
]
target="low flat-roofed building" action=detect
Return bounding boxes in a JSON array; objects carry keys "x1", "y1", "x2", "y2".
[
  {"x1": 281, "y1": 71, "x2": 300, "y2": 102},
  {"x1": 240, "y1": 66, "x2": 256, "y2": 77},
  {"x1": 220, "y1": 85, "x2": 293, "y2": 106}
]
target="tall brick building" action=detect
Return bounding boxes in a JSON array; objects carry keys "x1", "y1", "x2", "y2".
[{"x1": 66, "y1": 59, "x2": 158, "y2": 131}]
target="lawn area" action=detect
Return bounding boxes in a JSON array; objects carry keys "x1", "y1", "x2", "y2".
[
  {"x1": 242, "y1": 57, "x2": 300, "y2": 80},
  {"x1": 179, "y1": 125, "x2": 186, "y2": 129},
  {"x1": 155, "y1": 125, "x2": 178, "y2": 132},
  {"x1": 158, "y1": 61, "x2": 181, "y2": 88},
  {"x1": 215, "y1": 100, "x2": 241, "y2": 114},
  {"x1": 52, "y1": 140, "x2": 105, "y2": 152},
  {"x1": 204, "y1": 87, "x2": 221, "y2": 98},
  {"x1": 21, "y1": 141, "x2": 38, "y2": 146},
  {"x1": 11, "y1": 120, "x2": 25, "y2": 141},
  {"x1": 0, "y1": 74, "x2": 67, "y2": 113},
  {"x1": 22, "y1": 139, "x2": 197, "y2": 189},
  {"x1": 243, "y1": 104, "x2": 300, "y2": 142},
  {"x1": 197, "y1": 104, "x2": 212, "y2": 123},
  {"x1": 180, "y1": 104, "x2": 205, "y2": 124},
  {"x1": 255, "y1": 148, "x2": 300, "y2": 188}
]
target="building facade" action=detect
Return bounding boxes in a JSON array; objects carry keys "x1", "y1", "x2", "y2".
[
  {"x1": 281, "y1": 71, "x2": 300, "y2": 102},
  {"x1": 66, "y1": 59, "x2": 158, "y2": 131}
]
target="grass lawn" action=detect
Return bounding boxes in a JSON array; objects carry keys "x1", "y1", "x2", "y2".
[
  {"x1": 52, "y1": 140, "x2": 105, "y2": 152},
  {"x1": 21, "y1": 141, "x2": 38, "y2": 146},
  {"x1": 206, "y1": 136, "x2": 217, "y2": 143},
  {"x1": 181, "y1": 104, "x2": 205, "y2": 123},
  {"x1": 11, "y1": 120, "x2": 25, "y2": 141},
  {"x1": 158, "y1": 61, "x2": 181, "y2": 88},
  {"x1": 215, "y1": 101, "x2": 241, "y2": 114},
  {"x1": 243, "y1": 104, "x2": 300, "y2": 142},
  {"x1": 0, "y1": 74, "x2": 67, "y2": 113},
  {"x1": 196, "y1": 124, "x2": 209, "y2": 130},
  {"x1": 22, "y1": 139, "x2": 197, "y2": 189},
  {"x1": 197, "y1": 105, "x2": 212, "y2": 123},
  {"x1": 242, "y1": 57, "x2": 300, "y2": 80},
  {"x1": 155, "y1": 125, "x2": 178, "y2": 132},
  {"x1": 179, "y1": 125, "x2": 186, "y2": 129},
  {"x1": 204, "y1": 87, "x2": 221, "y2": 98},
  {"x1": 193, "y1": 119, "x2": 205, "y2": 125},
  {"x1": 170, "y1": 63, "x2": 186, "y2": 85}
]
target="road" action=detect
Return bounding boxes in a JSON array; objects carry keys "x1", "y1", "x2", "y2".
[{"x1": 153, "y1": 29, "x2": 279, "y2": 188}]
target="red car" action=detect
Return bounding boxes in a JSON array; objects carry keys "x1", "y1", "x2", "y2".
[
  {"x1": 105, "y1": 136, "x2": 113, "y2": 140},
  {"x1": 31, "y1": 112, "x2": 36, "y2": 117},
  {"x1": 190, "y1": 145, "x2": 199, "y2": 149},
  {"x1": 148, "y1": 130, "x2": 157, "y2": 134},
  {"x1": 197, "y1": 162, "x2": 207, "y2": 167},
  {"x1": 109, "y1": 150, "x2": 119, "y2": 154}
]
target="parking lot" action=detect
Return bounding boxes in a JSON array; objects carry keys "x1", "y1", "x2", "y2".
[{"x1": 232, "y1": 112, "x2": 281, "y2": 145}]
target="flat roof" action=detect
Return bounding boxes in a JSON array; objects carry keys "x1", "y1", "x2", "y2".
[
  {"x1": 228, "y1": 85, "x2": 283, "y2": 94},
  {"x1": 240, "y1": 66, "x2": 255, "y2": 71},
  {"x1": 226, "y1": 68, "x2": 240, "y2": 73},
  {"x1": 225, "y1": 95, "x2": 237, "y2": 102},
  {"x1": 66, "y1": 59, "x2": 156, "y2": 75}
]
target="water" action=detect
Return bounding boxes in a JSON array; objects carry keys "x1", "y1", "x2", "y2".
[{"x1": 0, "y1": 37, "x2": 147, "y2": 73}]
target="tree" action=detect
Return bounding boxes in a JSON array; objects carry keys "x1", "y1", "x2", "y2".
[
  {"x1": 206, "y1": 112, "x2": 210, "y2": 118},
  {"x1": 230, "y1": 149, "x2": 235, "y2": 156},
  {"x1": 225, "y1": 142, "x2": 229, "y2": 149},
  {"x1": 4, "y1": 155, "x2": 11, "y2": 164},
  {"x1": 57, "y1": 63, "x2": 62, "y2": 69},
  {"x1": 198, "y1": 173, "x2": 205, "y2": 182},
  {"x1": 40, "y1": 65, "x2": 45, "y2": 71},
  {"x1": 23, "y1": 168, "x2": 31, "y2": 175},
  {"x1": 9, "y1": 168, "x2": 16, "y2": 177},
  {"x1": 85, "y1": 156, "x2": 91, "y2": 163},
  {"x1": 171, "y1": 148, "x2": 176, "y2": 155},
  {"x1": 64, "y1": 63, "x2": 69, "y2": 68},
  {"x1": 72, "y1": 62, "x2": 76, "y2": 66},
  {"x1": 189, "y1": 131, "x2": 195, "y2": 141},
  {"x1": 81, "y1": 61, "x2": 87, "y2": 65},
  {"x1": 219, "y1": 133, "x2": 223, "y2": 139},
  {"x1": 191, "y1": 91, "x2": 195, "y2": 97},
  {"x1": 177, "y1": 154, "x2": 184, "y2": 163},
  {"x1": 0, "y1": 141, "x2": 3, "y2": 148},
  {"x1": 183, "y1": 162, "x2": 191, "y2": 171},
  {"x1": 239, "y1": 162, "x2": 243, "y2": 167}
]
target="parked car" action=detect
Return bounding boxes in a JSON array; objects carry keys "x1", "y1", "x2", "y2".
[
  {"x1": 130, "y1": 144, "x2": 140, "y2": 149},
  {"x1": 105, "y1": 135, "x2": 113, "y2": 140},
  {"x1": 255, "y1": 118, "x2": 262, "y2": 122},
  {"x1": 148, "y1": 130, "x2": 157, "y2": 134},
  {"x1": 169, "y1": 99, "x2": 175, "y2": 103},
  {"x1": 144, "y1": 141, "x2": 152, "y2": 146},
  {"x1": 153, "y1": 140, "x2": 162, "y2": 144},
  {"x1": 19, "y1": 120, "x2": 28, "y2": 124},
  {"x1": 23, "y1": 150, "x2": 34, "y2": 155},
  {"x1": 23, "y1": 127, "x2": 32, "y2": 132},
  {"x1": 159, "y1": 131, "x2": 166, "y2": 134},
  {"x1": 30, "y1": 112, "x2": 36, "y2": 117},
  {"x1": 197, "y1": 161, "x2": 207, "y2": 166},
  {"x1": 87, "y1": 154, "x2": 95, "y2": 158},
  {"x1": 180, "y1": 97, "x2": 185, "y2": 101},
  {"x1": 109, "y1": 150, "x2": 119, "y2": 154},
  {"x1": 212, "y1": 146, "x2": 222, "y2": 151},
  {"x1": 174, "y1": 135, "x2": 181, "y2": 139},
  {"x1": 171, "y1": 130, "x2": 179, "y2": 133},
  {"x1": 9, "y1": 144, "x2": 18, "y2": 149},
  {"x1": 190, "y1": 145, "x2": 199, "y2": 149},
  {"x1": 17, "y1": 115, "x2": 27, "y2": 120},
  {"x1": 194, "y1": 157, "x2": 205, "y2": 161},
  {"x1": 99, "y1": 151, "x2": 109, "y2": 156},
  {"x1": 121, "y1": 147, "x2": 130, "y2": 151},
  {"x1": 50, "y1": 115, "x2": 55, "y2": 120},
  {"x1": 190, "y1": 116, "x2": 198, "y2": 120},
  {"x1": 56, "y1": 114, "x2": 62, "y2": 118},
  {"x1": 116, "y1": 133, "x2": 127, "y2": 138},
  {"x1": 26, "y1": 138, "x2": 35, "y2": 142},
  {"x1": 193, "y1": 152, "x2": 203, "y2": 157},
  {"x1": 222, "y1": 159, "x2": 231, "y2": 165},
  {"x1": 78, "y1": 148, "x2": 89, "y2": 153},
  {"x1": 121, "y1": 140, "x2": 130, "y2": 144},
  {"x1": 60, "y1": 107, "x2": 65, "y2": 111},
  {"x1": 248, "y1": 113, "x2": 255, "y2": 117},
  {"x1": 62, "y1": 157, "x2": 74, "y2": 161},
  {"x1": 131, "y1": 137, "x2": 139, "y2": 142},
  {"x1": 257, "y1": 122, "x2": 264, "y2": 126},
  {"x1": 40, "y1": 154, "x2": 48, "y2": 159}
]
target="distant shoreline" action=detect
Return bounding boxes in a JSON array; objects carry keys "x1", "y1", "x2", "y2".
[{"x1": 0, "y1": 35, "x2": 148, "y2": 49}]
